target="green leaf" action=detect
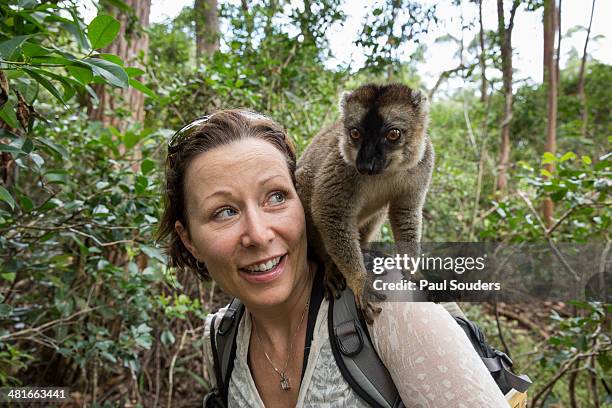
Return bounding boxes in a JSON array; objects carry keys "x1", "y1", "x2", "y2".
[
  {"x1": 542, "y1": 152, "x2": 557, "y2": 164},
  {"x1": 598, "y1": 352, "x2": 611, "y2": 372},
  {"x1": 84, "y1": 85, "x2": 99, "y2": 104},
  {"x1": 87, "y1": 15, "x2": 121, "y2": 50},
  {"x1": 581, "y1": 155, "x2": 592, "y2": 165},
  {"x1": 0, "y1": 142, "x2": 22, "y2": 154},
  {"x1": 559, "y1": 152, "x2": 577, "y2": 162},
  {"x1": 0, "y1": 303, "x2": 12, "y2": 318},
  {"x1": 124, "y1": 131, "x2": 139, "y2": 149},
  {"x1": 35, "y1": 137, "x2": 69, "y2": 160},
  {"x1": 13, "y1": 77, "x2": 39, "y2": 104},
  {"x1": 101, "y1": 351, "x2": 117, "y2": 363},
  {"x1": 140, "y1": 244, "x2": 165, "y2": 263},
  {"x1": 1, "y1": 272, "x2": 16, "y2": 282},
  {"x1": 68, "y1": 7, "x2": 91, "y2": 51},
  {"x1": 82, "y1": 58, "x2": 129, "y2": 88},
  {"x1": 23, "y1": 68, "x2": 65, "y2": 104},
  {"x1": 21, "y1": 42, "x2": 53, "y2": 57},
  {"x1": 98, "y1": 53, "x2": 124, "y2": 66},
  {"x1": 44, "y1": 170, "x2": 69, "y2": 184},
  {"x1": 0, "y1": 104, "x2": 20, "y2": 130},
  {"x1": 0, "y1": 35, "x2": 31, "y2": 59},
  {"x1": 129, "y1": 78, "x2": 157, "y2": 99},
  {"x1": 135, "y1": 175, "x2": 148, "y2": 194},
  {"x1": 59, "y1": 21, "x2": 91, "y2": 50},
  {"x1": 495, "y1": 207, "x2": 506, "y2": 219},
  {"x1": 25, "y1": 68, "x2": 76, "y2": 102},
  {"x1": 19, "y1": 0, "x2": 38, "y2": 9},
  {"x1": 125, "y1": 67, "x2": 145, "y2": 78},
  {"x1": 92, "y1": 204, "x2": 110, "y2": 217},
  {"x1": 19, "y1": 194, "x2": 34, "y2": 211},
  {"x1": 141, "y1": 158, "x2": 155, "y2": 175},
  {"x1": 161, "y1": 330, "x2": 176, "y2": 346},
  {"x1": 30, "y1": 55, "x2": 76, "y2": 66},
  {"x1": 21, "y1": 138, "x2": 34, "y2": 153},
  {"x1": 0, "y1": 186, "x2": 15, "y2": 210},
  {"x1": 66, "y1": 64, "x2": 94, "y2": 85},
  {"x1": 17, "y1": 8, "x2": 47, "y2": 30},
  {"x1": 540, "y1": 169, "x2": 553, "y2": 178}
]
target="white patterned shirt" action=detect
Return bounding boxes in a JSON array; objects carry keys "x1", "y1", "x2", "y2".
[{"x1": 203, "y1": 299, "x2": 508, "y2": 407}]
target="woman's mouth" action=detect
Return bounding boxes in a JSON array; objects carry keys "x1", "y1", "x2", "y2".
[{"x1": 240, "y1": 254, "x2": 287, "y2": 283}]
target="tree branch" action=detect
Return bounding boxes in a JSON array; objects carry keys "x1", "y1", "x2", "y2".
[
  {"x1": 0, "y1": 307, "x2": 98, "y2": 341},
  {"x1": 508, "y1": 0, "x2": 521, "y2": 33}
]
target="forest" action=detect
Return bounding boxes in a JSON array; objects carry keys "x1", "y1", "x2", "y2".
[{"x1": 0, "y1": 0, "x2": 609, "y2": 407}]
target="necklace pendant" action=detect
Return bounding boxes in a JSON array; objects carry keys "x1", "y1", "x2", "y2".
[{"x1": 280, "y1": 373, "x2": 291, "y2": 391}]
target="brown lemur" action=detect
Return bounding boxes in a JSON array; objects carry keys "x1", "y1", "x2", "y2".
[{"x1": 296, "y1": 83, "x2": 434, "y2": 323}]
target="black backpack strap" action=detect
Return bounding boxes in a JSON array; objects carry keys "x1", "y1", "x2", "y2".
[
  {"x1": 454, "y1": 316, "x2": 532, "y2": 394},
  {"x1": 207, "y1": 298, "x2": 245, "y2": 407},
  {"x1": 329, "y1": 289, "x2": 404, "y2": 408},
  {"x1": 481, "y1": 351, "x2": 532, "y2": 393}
]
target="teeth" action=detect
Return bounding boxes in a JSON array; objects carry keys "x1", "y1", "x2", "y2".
[{"x1": 245, "y1": 256, "x2": 281, "y2": 273}]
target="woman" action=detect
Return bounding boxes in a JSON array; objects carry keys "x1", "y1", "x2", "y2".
[{"x1": 158, "y1": 109, "x2": 508, "y2": 407}]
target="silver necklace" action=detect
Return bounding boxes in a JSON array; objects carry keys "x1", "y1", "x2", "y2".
[{"x1": 252, "y1": 295, "x2": 311, "y2": 391}]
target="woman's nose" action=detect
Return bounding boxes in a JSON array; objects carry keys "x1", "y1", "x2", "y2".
[{"x1": 240, "y1": 207, "x2": 274, "y2": 247}]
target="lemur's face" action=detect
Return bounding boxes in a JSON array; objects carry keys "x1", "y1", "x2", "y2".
[{"x1": 338, "y1": 84, "x2": 429, "y2": 175}]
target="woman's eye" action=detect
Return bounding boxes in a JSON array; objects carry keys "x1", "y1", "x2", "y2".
[
  {"x1": 269, "y1": 191, "x2": 286, "y2": 205},
  {"x1": 214, "y1": 207, "x2": 237, "y2": 220}
]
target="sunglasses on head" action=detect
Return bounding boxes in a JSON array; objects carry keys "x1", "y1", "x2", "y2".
[
  {"x1": 166, "y1": 110, "x2": 273, "y2": 162},
  {"x1": 167, "y1": 114, "x2": 213, "y2": 156}
]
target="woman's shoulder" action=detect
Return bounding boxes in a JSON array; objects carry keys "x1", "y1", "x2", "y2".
[
  {"x1": 367, "y1": 301, "x2": 452, "y2": 343},
  {"x1": 377, "y1": 301, "x2": 450, "y2": 323},
  {"x1": 369, "y1": 301, "x2": 509, "y2": 406}
]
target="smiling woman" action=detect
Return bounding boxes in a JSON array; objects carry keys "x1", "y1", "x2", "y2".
[
  {"x1": 175, "y1": 137, "x2": 310, "y2": 309},
  {"x1": 157, "y1": 110, "x2": 509, "y2": 408},
  {"x1": 157, "y1": 110, "x2": 315, "y2": 407}
]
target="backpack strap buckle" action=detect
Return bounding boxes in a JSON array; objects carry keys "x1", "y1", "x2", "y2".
[
  {"x1": 218, "y1": 302, "x2": 241, "y2": 336},
  {"x1": 495, "y1": 349, "x2": 514, "y2": 368},
  {"x1": 334, "y1": 319, "x2": 364, "y2": 357}
]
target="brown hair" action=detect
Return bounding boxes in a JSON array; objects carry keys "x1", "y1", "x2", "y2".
[{"x1": 157, "y1": 109, "x2": 297, "y2": 280}]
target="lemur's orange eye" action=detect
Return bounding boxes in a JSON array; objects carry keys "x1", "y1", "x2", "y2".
[
  {"x1": 349, "y1": 128, "x2": 361, "y2": 140},
  {"x1": 386, "y1": 129, "x2": 401, "y2": 141}
]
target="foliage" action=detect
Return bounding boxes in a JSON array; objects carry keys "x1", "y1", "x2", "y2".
[
  {"x1": 0, "y1": 0, "x2": 154, "y2": 122},
  {"x1": 0, "y1": 0, "x2": 180, "y2": 402},
  {"x1": 0, "y1": 0, "x2": 610, "y2": 406},
  {"x1": 355, "y1": 0, "x2": 437, "y2": 72},
  {"x1": 0, "y1": 105, "x2": 174, "y2": 381},
  {"x1": 533, "y1": 301, "x2": 610, "y2": 407},
  {"x1": 510, "y1": 61, "x2": 611, "y2": 160},
  {"x1": 479, "y1": 150, "x2": 610, "y2": 241},
  {"x1": 146, "y1": 2, "x2": 347, "y2": 155}
]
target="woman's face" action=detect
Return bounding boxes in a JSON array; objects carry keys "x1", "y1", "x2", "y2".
[{"x1": 176, "y1": 138, "x2": 309, "y2": 308}]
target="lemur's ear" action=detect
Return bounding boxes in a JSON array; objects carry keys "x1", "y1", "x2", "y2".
[
  {"x1": 411, "y1": 89, "x2": 428, "y2": 109},
  {"x1": 338, "y1": 90, "x2": 352, "y2": 119}
]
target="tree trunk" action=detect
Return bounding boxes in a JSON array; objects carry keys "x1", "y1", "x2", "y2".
[
  {"x1": 495, "y1": 0, "x2": 519, "y2": 192},
  {"x1": 478, "y1": 0, "x2": 487, "y2": 102},
  {"x1": 195, "y1": 0, "x2": 219, "y2": 59},
  {"x1": 264, "y1": 0, "x2": 277, "y2": 38},
  {"x1": 300, "y1": 0, "x2": 315, "y2": 45},
  {"x1": 543, "y1": 0, "x2": 558, "y2": 228},
  {"x1": 578, "y1": 0, "x2": 596, "y2": 139},
  {"x1": 87, "y1": 0, "x2": 151, "y2": 129},
  {"x1": 556, "y1": 0, "x2": 561, "y2": 84}
]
